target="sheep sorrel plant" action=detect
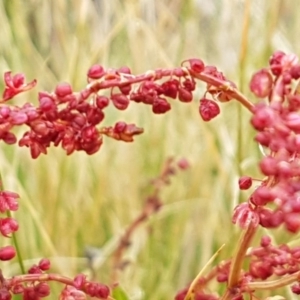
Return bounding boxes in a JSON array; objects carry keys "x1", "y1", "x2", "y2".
[{"x1": 1, "y1": 50, "x2": 300, "y2": 299}]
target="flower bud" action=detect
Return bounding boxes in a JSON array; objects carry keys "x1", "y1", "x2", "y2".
[
  {"x1": 111, "y1": 93, "x2": 129, "y2": 110},
  {"x1": 178, "y1": 88, "x2": 193, "y2": 102},
  {"x1": 38, "y1": 258, "x2": 51, "y2": 271},
  {"x1": 95, "y1": 96, "x2": 109, "y2": 109},
  {"x1": 0, "y1": 245, "x2": 16, "y2": 261},
  {"x1": 187, "y1": 58, "x2": 205, "y2": 73},
  {"x1": 199, "y1": 98, "x2": 220, "y2": 121},
  {"x1": 55, "y1": 82, "x2": 73, "y2": 98},
  {"x1": 152, "y1": 97, "x2": 171, "y2": 114},
  {"x1": 249, "y1": 69, "x2": 273, "y2": 98},
  {"x1": 87, "y1": 64, "x2": 105, "y2": 79},
  {"x1": 238, "y1": 176, "x2": 252, "y2": 190}
]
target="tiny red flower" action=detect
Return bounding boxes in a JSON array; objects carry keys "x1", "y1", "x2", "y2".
[
  {"x1": 177, "y1": 158, "x2": 190, "y2": 170},
  {"x1": 232, "y1": 203, "x2": 259, "y2": 229},
  {"x1": 34, "y1": 283, "x2": 50, "y2": 297},
  {"x1": 238, "y1": 176, "x2": 252, "y2": 190},
  {"x1": 55, "y1": 83, "x2": 73, "y2": 98},
  {"x1": 178, "y1": 88, "x2": 193, "y2": 103},
  {"x1": 87, "y1": 64, "x2": 105, "y2": 79},
  {"x1": 186, "y1": 58, "x2": 205, "y2": 73},
  {"x1": 0, "y1": 245, "x2": 16, "y2": 261},
  {"x1": 249, "y1": 69, "x2": 273, "y2": 98},
  {"x1": 2, "y1": 72, "x2": 37, "y2": 101},
  {"x1": 0, "y1": 191, "x2": 19, "y2": 213},
  {"x1": 0, "y1": 217, "x2": 19, "y2": 237},
  {"x1": 199, "y1": 98, "x2": 220, "y2": 121},
  {"x1": 111, "y1": 93, "x2": 129, "y2": 110},
  {"x1": 152, "y1": 97, "x2": 171, "y2": 114},
  {"x1": 260, "y1": 235, "x2": 271, "y2": 247},
  {"x1": 161, "y1": 79, "x2": 179, "y2": 99},
  {"x1": 95, "y1": 95, "x2": 109, "y2": 109},
  {"x1": 38, "y1": 258, "x2": 51, "y2": 271}
]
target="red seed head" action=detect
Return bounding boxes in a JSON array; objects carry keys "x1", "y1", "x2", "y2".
[
  {"x1": 152, "y1": 97, "x2": 171, "y2": 114},
  {"x1": 161, "y1": 79, "x2": 179, "y2": 99},
  {"x1": 269, "y1": 51, "x2": 286, "y2": 76},
  {"x1": 290, "y1": 64, "x2": 300, "y2": 80},
  {"x1": 95, "y1": 95, "x2": 109, "y2": 109},
  {"x1": 55, "y1": 82, "x2": 73, "y2": 98},
  {"x1": 178, "y1": 88, "x2": 193, "y2": 103},
  {"x1": 39, "y1": 96, "x2": 56, "y2": 113},
  {"x1": 249, "y1": 69, "x2": 273, "y2": 98},
  {"x1": 34, "y1": 283, "x2": 50, "y2": 297},
  {"x1": 187, "y1": 58, "x2": 205, "y2": 73},
  {"x1": 199, "y1": 98, "x2": 220, "y2": 121},
  {"x1": 111, "y1": 93, "x2": 129, "y2": 110},
  {"x1": 0, "y1": 217, "x2": 19, "y2": 237},
  {"x1": 177, "y1": 158, "x2": 190, "y2": 170},
  {"x1": 238, "y1": 176, "x2": 252, "y2": 190},
  {"x1": 87, "y1": 64, "x2": 105, "y2": 79},
  {"x1": 38, "y1": 258, "x2": 51, "y2": 271},
  {"x1": 260, "y1": 235, "x2": 271, "y2": 247},
  {"x1": 0, "y1": 245, "x2": 16, "y2": 261},
  {"x1": 12, "y1": 73, "x2": 25, "y2": 88},
  {"x1": 292, "y1": 283, "x2": 300, "y2": 295}
]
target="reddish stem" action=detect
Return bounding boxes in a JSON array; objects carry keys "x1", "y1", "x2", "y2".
[
  {"x1": 221, "y1": 222, "x2": 257, "y2": 300},
  {"x1": 189, "y1": 70, "x2": 255, "y2": 112}
]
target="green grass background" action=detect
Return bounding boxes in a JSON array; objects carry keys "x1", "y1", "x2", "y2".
[{"x1": 0, "y1": 0, "x2": 300, "y2": 299}]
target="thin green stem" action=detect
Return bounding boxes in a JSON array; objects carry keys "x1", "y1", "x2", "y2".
[
  {"x1": 237, "y1": 0, "x2": 251, "y2": 193},
  {"x1": 246, "y1": 271, "x2": 300, "y2": 290},
  {"x1": 0, "y1": 173, "x2": 25, "y2": 274}
]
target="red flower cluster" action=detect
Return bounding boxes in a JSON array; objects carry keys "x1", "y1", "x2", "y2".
[
  {"x1": 0, "y1": 58, "x2": 234, "y2": 158},
  {"x1": 248, "y1": 236, "x2": 300, "y2": 281},
  {"x1": 0, "y1": 259, "x2": 110, "y2": 300},
  {"x1": 233, "y1": 51, "x2": 300, "y2": 233},
  {"x1": 0, "y1": 191, "x2": 19, "y2": 261}
]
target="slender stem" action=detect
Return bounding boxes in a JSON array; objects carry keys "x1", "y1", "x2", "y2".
[
  {"x1": 184, "y1": 245, "x2": 225, "y2": 300},
  {"x1": 237, "y1": 0, "x2": 251, "y2": 189},
  {"x1": 0, "y1": 173, "x2": 25, "y2": 274},
  {"x1": 188, "y1": 70, "x2": 255, "y2": 113},
  {"x1": 246, "y1": 271, "x2": 300, "y2": 290},
  {"x1": 220, "y1": 222, "x2": 257, "y2": 300},
  {"x1": 84, "y1": 67, "x2": 255, "y2": 113}
]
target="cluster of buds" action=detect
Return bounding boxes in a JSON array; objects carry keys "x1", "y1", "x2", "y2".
[
  {"x1": 234, "y1": 51, "x2": 300, "y2": 234},
  {"x1": 248, "y1": 235, "x2": 300, "y2": 281},
  {"x1": 0, "y1": 190, "x2": 19, "y2": 262},
  {"x1": 0, "y1": 261, "x2": 110, "y2": 300},
  {"x1": 0, "y1": 57, "x2": 240, "y2": 158},
  {"x1": 173, "y1": 51, "x2": 300, "y2": 300}
]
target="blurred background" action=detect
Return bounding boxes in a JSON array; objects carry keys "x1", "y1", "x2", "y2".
[{"x1": 0, "y1": 0, "x2": 300, "y2": 299}]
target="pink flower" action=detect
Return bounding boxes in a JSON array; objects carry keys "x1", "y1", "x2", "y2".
[
  {"x1": 0, "y1": 191, "x2": 19, "y2": 213},
  {"x1": 238, "y1": 176, "x2": 253, "y2": 190},
  {"x1": 232, "y1": 203, "x2": 259, "y2": 229},
  {"x1": 2, "y1": 72, "x2": 36, "y2": 101},
  {"x1": 0, "y1": 217, "x2": 19, "y2": 237},
  {"x1": 0, "y1": 245, "x2": 16, "y2": 261},
  {"x1": 249, "y1": 69, "x2": 273, "y2": 98},
  {"x1": 199, "y1": 98, "x2": 220, "y2": 121}
]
